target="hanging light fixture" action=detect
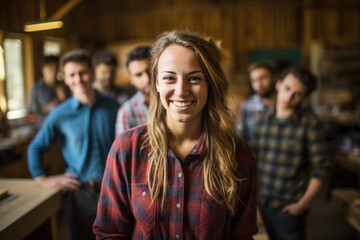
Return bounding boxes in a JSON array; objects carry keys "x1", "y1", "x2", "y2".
[
  {"x1": 24, "y1": 0, "x2": 82, "y2": 32},
  {"x1": 24, "y1": 20, "x2": 64, "y2": 32}
]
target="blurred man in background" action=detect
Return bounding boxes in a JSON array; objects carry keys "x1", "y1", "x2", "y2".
[
  {"x1": 115, "y1": 46, "x2": 151, "y2": 135},
  {"x1": 92, "y1": 50, "x2": 135, "y2": 106},
  {"x1": 28, "y1": 49, "x2": 119, "y2": 240},
  {"x1": 28, "y1": 55, "x2": 71, "y2": 128},
  {"x1": 236, "y1": 62, "x2": 277, "y2": 142},
  {"x1": 253, "y1": 66, "x2": 329, "y2": 240}
]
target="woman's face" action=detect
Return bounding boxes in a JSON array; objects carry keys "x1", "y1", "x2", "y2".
[{"x1": 156, "y1": 44, "x2": 208, "y2": 128}]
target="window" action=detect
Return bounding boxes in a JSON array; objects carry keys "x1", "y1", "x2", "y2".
[
  {"x1": 3, "y1": 38, "x2": 27, "y2": 119},
  {"x1": 44, "y1": 40, "x2": 61, "y2": 56},
  {"x1": 0, "y1": 45, "x2": 6, "y2": 112}
]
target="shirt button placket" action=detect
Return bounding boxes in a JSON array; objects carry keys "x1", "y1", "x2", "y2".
[
  {"x1": 176, "y1": 171, "x2": 182, "y2": 209},
  {"x1": 175, "y1": 163, "x2": 184, "y2": 240}
]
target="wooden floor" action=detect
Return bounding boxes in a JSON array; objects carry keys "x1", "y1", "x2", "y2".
[{"x1": 307, "y1": 185, "x2": 359, "y2": 240}]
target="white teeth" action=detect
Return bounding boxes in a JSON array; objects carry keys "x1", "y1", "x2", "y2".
[{"x1": 173, "y1": 101, "x2": 192, "y2": 107}]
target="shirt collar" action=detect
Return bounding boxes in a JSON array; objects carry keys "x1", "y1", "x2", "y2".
[
  {"x1": 135, "y1": 91, "x2": 149, "y2": 107},
  {"x1": 69, "y1": 91, "x2": 100, "y2": 109},
  {"x1": 265, "y1": 104, "x2": 303, "y2": 123},
  {"x1": 168, "y1": 132, "x2": 206, "y2": 160},
  {"x1": 189, "y1": 132, "x2": 205, "y2": 156}
]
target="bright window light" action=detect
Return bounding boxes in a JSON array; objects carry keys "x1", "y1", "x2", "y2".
[{"x1": 4, "y1": 38, "x2": 27, "y2": 119}]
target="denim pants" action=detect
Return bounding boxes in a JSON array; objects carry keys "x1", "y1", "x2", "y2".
[{"x1": 260, "y1": 206, "x2": 307, "y2": 240}]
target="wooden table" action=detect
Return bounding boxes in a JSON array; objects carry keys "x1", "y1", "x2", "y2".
[
  {"x1": 0, "y1": 125, "x2": 36, "y2": 152},
  {"x1": 0, "y1": 125, "x2": 36, "y2": 178},
  {"x1": 0, "y1": 178, "x2": 62, "y2": 240}
]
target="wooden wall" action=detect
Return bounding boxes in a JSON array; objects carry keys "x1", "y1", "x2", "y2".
[{"x1": 0, "y1": 0, "x2": 359, "y2": 79}]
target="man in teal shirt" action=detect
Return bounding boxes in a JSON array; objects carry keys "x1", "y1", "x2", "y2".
[{"x1": 27, "y1": 49, "x2": 119, "y2": 240}]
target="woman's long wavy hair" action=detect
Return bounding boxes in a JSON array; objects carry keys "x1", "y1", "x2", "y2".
[{"x1": 143, "y1": 29, "x2": 241, "y2": 215}]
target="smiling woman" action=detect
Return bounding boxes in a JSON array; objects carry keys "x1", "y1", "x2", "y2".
[
  {"x1": 156, "y1": 44, "x2": 209, "y2": 131},
  {"x1": 93, "y1": 29, "x2": 258, "y2": 239}
]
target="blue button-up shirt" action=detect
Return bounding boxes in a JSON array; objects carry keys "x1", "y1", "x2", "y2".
[{"x1": 27, "y1": 93, "x2": 119, "y2": 182}]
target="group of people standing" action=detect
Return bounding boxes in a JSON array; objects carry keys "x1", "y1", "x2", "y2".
[
  {"x1": 27, "y1": 45, "x2": 152, "y2": 239},
  {"x1": 26, "y1": 29, "x2": 329, "y2": 240}
]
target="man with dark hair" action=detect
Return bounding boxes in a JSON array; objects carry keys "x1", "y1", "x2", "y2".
[
  {"x1": 92, "y1": 50, "x2": 135, "y2": 105},
  {"x1": 236, "y1": 62, "x2": 277, "y2": 142},
  {"x1": 115, "y1": 45, "x2": 151, "y2": 134},
  {"x1": 28, "y1": 55, "x2": 70, "y2": 128},
  {"x1": 28, "y1": 49, "x2": 119, "y2": 240},
  {"x1": 253, "y1": 66, "x2": 329, "y2": 240}
]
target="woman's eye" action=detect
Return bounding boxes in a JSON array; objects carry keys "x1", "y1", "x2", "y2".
[
  {"x1": 163, "y1": 76, "x2": 175, "y2": 81},
  {"x1": 189, "y1": 76, "x2": 201, "y2": 82}
]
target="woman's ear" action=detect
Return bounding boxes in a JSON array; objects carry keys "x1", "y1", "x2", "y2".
[{"x1": 156, "y1": 79, "x2": 159, "y2": 92}]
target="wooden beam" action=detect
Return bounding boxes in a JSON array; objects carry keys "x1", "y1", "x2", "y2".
[{"x1": 49, "y1": 0, "x2": 82, "y2": 19}]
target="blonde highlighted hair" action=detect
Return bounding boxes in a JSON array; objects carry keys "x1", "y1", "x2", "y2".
[{"x1": 143, "y1": 29, "x2": 241, "y2": 215}]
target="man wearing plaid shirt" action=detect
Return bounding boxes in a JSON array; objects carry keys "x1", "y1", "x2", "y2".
[
  {"x1": 236, "y1": 62, "x2": 277, "y2": 142},
  {"x1": 253, "y1": 66, "x2": 330, "y2": 240},
  {"x1": 115, "y1": 46, "x2": 151, "y2": 135}
]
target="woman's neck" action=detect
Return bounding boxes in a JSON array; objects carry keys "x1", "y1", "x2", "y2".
[{"x1": 167, "y1": 118, "x2": 202, "y2": 161}]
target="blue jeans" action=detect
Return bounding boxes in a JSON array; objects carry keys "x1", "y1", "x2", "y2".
[{"x1": 260, "y1": 206, "x2": 307, "y2": 240}]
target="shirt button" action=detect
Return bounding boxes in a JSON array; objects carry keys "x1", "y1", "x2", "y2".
[
  {"x1": 178, "y1": 172, "x2": 182, "y2": 178},
  {"x1": 142, "y1": 191, "x2": 147, "y2": 196},
  {"x1": 175, "y1": 234, "x2": 181, "y2": 239},
  {"x1": 176, "y1": 203, "x2": 181, "y2": 208},
  {"x1": 193, "y1": 149, "x2": 197, "y2": 153}
]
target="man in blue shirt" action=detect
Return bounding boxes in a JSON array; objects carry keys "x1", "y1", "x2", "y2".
[{"x1": 27, "y1": 49, "x2": 119, "y2": 240}]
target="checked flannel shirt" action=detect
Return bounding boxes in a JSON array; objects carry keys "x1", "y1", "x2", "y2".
[{"x1": 94, "y1": 125, "x2": 258, "y2": 239}]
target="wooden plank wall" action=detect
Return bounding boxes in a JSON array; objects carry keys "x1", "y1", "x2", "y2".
[{"x1": 0, "y1": 0, "x2": 359, "y2": 77}]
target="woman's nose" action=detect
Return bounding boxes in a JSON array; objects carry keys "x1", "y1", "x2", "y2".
[{"x1": 174, "y1": 79, "x2": 189, "y2": 96}]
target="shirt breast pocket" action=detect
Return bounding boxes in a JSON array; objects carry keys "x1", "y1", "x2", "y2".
[
  {"x1": 198, "y1": 190, "x2": 228, "y2": 237},
  {"x1": 130, "y1": 183, "x2": 156, "y2": 235}
]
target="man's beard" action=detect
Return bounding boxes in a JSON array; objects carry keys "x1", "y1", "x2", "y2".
[{"x1": 259, "y1": 86, "x2": 275, "y2": 99}]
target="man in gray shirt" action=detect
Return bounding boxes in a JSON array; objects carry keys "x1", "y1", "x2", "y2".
[{"x1": 28, "y1": 55, "x2": 70, "y2": 128}]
